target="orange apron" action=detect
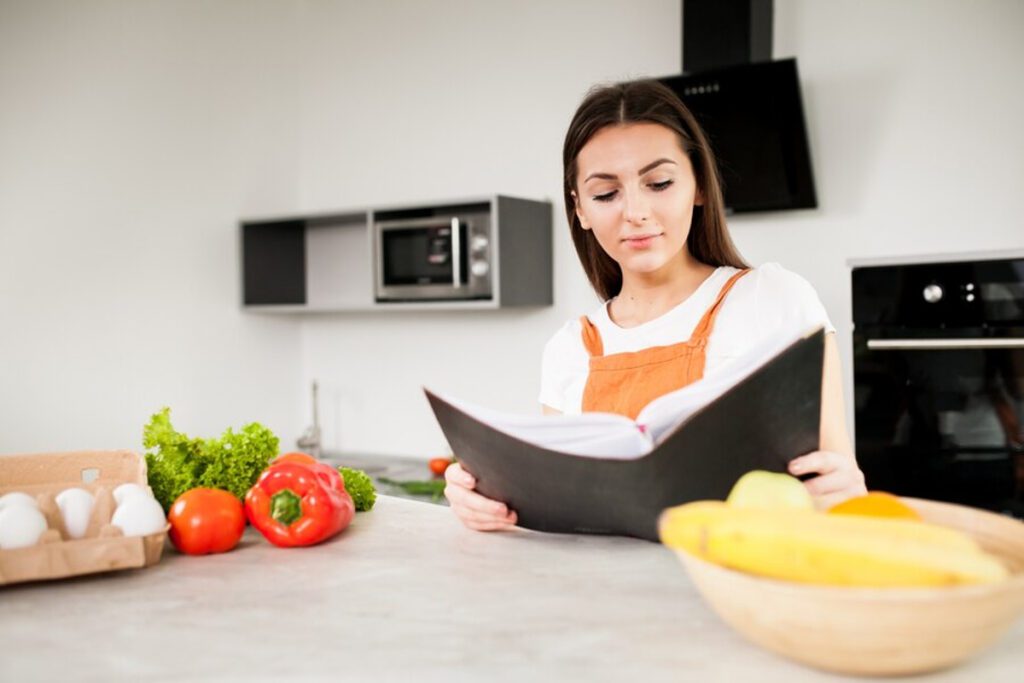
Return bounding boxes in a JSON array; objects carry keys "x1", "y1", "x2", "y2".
[{"x1": 580, "y1": 269, "x2": 751, "y2": 419}]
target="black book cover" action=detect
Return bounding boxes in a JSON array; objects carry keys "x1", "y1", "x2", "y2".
[{"x1": 426, "y1": 329, "x2": 824, "y2": 541}]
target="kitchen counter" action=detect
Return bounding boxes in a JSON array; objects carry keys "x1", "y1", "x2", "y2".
[{"x1": 2, "y1": 495, "x2": 1022, "y2": 682}]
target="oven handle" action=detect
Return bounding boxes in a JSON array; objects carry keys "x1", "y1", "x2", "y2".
[
  {"x1": 866, "y1": 338, "x2": 1024, "y2": 350},
  {"x1": 451, "y1": 217, "x2": 462, "y2": 288}
]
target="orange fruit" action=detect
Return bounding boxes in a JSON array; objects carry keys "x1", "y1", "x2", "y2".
[{"x1": 827, "y1": 492, "x2": 921, "y2": 520}]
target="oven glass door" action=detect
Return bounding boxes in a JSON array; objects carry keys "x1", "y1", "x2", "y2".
[
  {"x1": 855, "y1": 337, "x2": 1024, "y2": 516},
  {"x1": 381, "y1": 222, "x2": 468, "y2": 287}
]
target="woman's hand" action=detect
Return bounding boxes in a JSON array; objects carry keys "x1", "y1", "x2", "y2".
[
  {"x1": 794, "y1": 334, "x2": 866, "y2": 509},
  {"x1": 444, "y1": 462, "x2": 518, "y2": 531},
  {"x1": 788, "y1": 450, "x2": 867, "y2": 510}
]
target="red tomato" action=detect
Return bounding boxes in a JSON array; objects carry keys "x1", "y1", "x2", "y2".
[
  {"x1": 429, "y1": 457, "x2": 453, "y2": 477},
  {"x1": 168, "y1": 488, "x2": 246, "y2": 555},
  {"x1": 274, "y1": 451, "x2": 318, "y2": 466}
]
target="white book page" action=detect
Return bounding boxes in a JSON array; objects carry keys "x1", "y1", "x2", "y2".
[{"x1": 432, "y1": 393, "x2": 653, "y2": 458}]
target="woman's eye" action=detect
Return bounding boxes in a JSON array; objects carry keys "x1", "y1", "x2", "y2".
[
  {"x1": 649, "y1": 180, "x2": 674, "y2": 191},
  {"x1": 592, "y1": 190, "x2": 617, "y2": 202}
]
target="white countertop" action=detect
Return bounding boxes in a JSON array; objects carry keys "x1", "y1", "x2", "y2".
[{"x1": 1, "y1": 495, "x2": 1022, "y2": 682}]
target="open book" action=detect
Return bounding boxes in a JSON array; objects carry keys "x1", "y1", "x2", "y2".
[
  {"x1": 425, "y1": 326, "x2": 825, "y2": 541},
  {"x1": 430, "y1": 326, "x2": 823, "y2": 460}
]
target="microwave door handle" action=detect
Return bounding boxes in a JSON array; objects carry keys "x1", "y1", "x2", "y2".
[
  {"x1": 866, "y1": 338, "x2": 1024, "y2": 350},
  {"x1": 451, "y1": 217, "x2": 462, "y2": 288}
]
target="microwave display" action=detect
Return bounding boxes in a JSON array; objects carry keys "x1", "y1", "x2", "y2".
[{"x1": 382, "y1": 223, "x2": 469, "y2": 286}]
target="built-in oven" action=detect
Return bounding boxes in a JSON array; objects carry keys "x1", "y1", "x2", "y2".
[
  {"x1": 373, "y1": 210, "x2": 492, "y2": 302},
  {"x1": 852, "y1": 255, "x2": 1024, "y2": 517}
]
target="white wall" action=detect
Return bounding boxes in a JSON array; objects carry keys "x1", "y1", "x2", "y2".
[
  {"x1": 300, "y1": 0, "x2": 1024, "y2": 457},
  {"x1": 296, "y1": 0, "x2": 681, "y2": 455},
  {"x1": 740, "y1": 0, "x2": 1024, "y2": 434},
  {"x1": 0, "y1": 1, "x2": 307, "y2": 452},
  {"x1": 2, "y1": 1, "x2": 1022, "y2": 459}
]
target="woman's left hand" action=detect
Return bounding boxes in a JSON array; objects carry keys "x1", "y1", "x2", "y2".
[{"x1": 788, "y1": 450, "x2": 867, "y2": 510}]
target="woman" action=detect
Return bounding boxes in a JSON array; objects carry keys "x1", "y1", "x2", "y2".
[{"x1": 445, "y1": 80, "x2": 866, "y2": 531}]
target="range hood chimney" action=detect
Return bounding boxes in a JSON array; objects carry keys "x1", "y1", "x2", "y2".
[
  {"x1": 683, "y1": 0, "x2": 773, "y2": 72},
  {"x1": 666, "y1": 0, "x2": 816, "y2": 213}
]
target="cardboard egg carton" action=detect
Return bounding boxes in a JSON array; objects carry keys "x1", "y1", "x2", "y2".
[{"x1": 0, "y1": 450, "x2": 168, "y2": 586}]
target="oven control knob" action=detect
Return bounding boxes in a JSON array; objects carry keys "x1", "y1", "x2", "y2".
[
  {"x1": 923, "y1": 284, "x2": 944, "y2": 303},
  {"x1": 470, "y1": 235, "x2": 489, "y2": 253},
  {"x1": 470, "y1": 260, "x2": 490, "y2": 278}
]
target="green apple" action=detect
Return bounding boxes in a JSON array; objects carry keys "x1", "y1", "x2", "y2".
[{"x1": 726, "y1": 470, "x2": 813, "y2": 510}]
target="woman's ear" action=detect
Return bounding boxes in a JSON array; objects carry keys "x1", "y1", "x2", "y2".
[
  {"x1": 571, "y1": 191, "x2": 590, "y2": 230},
  {"x1": 695, "y1": 186, "x2": 705, "y2": 207}
]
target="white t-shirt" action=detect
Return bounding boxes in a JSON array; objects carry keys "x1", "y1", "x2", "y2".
[{"x1": 539, "y1": 263, "x2": 835, "y2": 414}]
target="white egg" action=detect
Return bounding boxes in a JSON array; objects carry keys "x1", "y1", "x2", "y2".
[
  {"x1": 0, "y1": 491, "x2": 38, "y2": 511},
  {"x1": 0, "y1": 505, "x2": 49, "y2": 549},
  {"x1": 55, "y1": 488, "x2": 96, "y2": 539},
  {"x1": 113, "y1": 482, "x2": 151, "y2": 506},
  {"x1": 110, "y1": 495, "x2": 166, "y2": 537}
]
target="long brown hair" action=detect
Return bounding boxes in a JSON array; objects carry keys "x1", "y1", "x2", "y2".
[{"x1": 562, "y1": 80, "x2": 748, "y2": 300}]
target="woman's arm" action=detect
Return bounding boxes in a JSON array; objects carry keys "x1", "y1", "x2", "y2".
[{"x1": 787, "y1": 333, "x2": 867, "y2": 508}]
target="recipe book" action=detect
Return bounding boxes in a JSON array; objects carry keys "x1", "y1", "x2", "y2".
[{"x1": 425, "y1": 326, "x2": 825, "y2": 541}]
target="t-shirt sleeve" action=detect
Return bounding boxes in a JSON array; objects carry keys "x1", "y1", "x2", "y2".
[
  {"x1": 538, "y1": 318, "x2": 587, "y2": 412},
  {"x1": 752, "y1": 263, "x2": 836, "y2": 337}
]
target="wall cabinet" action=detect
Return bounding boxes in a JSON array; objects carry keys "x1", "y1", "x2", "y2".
[{"x1": 241, "y1": 195, "x2": 552, "y2": 312}]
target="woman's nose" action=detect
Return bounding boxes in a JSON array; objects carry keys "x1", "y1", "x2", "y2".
[{"x1": 622, "y1": 187, "x2": 651, "y2": 225}]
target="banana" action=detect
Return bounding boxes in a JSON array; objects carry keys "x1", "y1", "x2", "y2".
[{"x1": 659, "y1": 502, "x2": 1009, "y2": 587}]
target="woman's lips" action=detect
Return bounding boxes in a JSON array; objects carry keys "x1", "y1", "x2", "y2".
[{"x1": 622, "y1": 233, "x2": 662, "y2": 250}]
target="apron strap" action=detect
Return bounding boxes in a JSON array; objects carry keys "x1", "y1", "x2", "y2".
[
  {"x1": 689, "y1": 268, "x2": 751, "y2": 342},
  {"x1": 579, "y1": 316, "x2": 604, "y2": 357}
]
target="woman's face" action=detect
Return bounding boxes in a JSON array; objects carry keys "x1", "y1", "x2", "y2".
[{"x1": 573, "y1": 122, "x2": 702, "y2": 282}]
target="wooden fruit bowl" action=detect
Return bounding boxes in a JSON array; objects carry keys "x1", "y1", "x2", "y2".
[{"x1": 671, "y1": 498, "x2": 1024, "y2": 676}]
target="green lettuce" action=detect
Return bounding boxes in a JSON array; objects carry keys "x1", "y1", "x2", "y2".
[
  {"x1": 338, "y1": 466, "x2": 377, "y2": 512},
  {"x1": 143, "y1": 408, "x2": 278, "y2": 511}
]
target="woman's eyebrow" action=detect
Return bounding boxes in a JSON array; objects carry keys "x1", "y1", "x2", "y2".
[
  {"x1": 583, "y1": 158, "x2": 677, "y2": 183},
  {"x1": 638, "y1": 158, "x2": 676, "y2": 175}
]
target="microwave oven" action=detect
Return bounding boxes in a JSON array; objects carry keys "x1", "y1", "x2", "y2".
[{"x1": 373, "y1": 211, "x2": 493, "y2": 302}]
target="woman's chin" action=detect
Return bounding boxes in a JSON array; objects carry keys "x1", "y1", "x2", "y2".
[{"x1": 618, "y1": 252, "x2": 674, "y2": 276}]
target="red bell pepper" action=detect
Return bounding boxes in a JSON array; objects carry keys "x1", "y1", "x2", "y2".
[
  {"x1": 273, "y1": 452, "x2": 348, "y2": 491},
  {"x1": 245, "y1": 460, "x2": 354, "y2": 547}
]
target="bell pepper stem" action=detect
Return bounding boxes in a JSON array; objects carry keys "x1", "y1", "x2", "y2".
[{"x1": 270, "y1": 489, "x2": 303, "y2": 526}]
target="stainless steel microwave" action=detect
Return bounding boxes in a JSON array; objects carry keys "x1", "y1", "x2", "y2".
[{"x1": 373, "y1": 212, "x2": 493, "y2": 302}]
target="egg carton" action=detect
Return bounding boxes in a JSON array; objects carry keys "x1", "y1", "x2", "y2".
[{"x1": 0, "y1": 450, "x2": 168, "y2": 586}]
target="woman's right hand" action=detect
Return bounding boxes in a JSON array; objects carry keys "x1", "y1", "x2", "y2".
[{"x1": 444, "y1": 462, "x2": 518, "y2": 531}]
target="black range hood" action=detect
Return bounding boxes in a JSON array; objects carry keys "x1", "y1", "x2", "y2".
[{"x1": 654, "y1": 0, "x2": 817, "y2": 214}]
